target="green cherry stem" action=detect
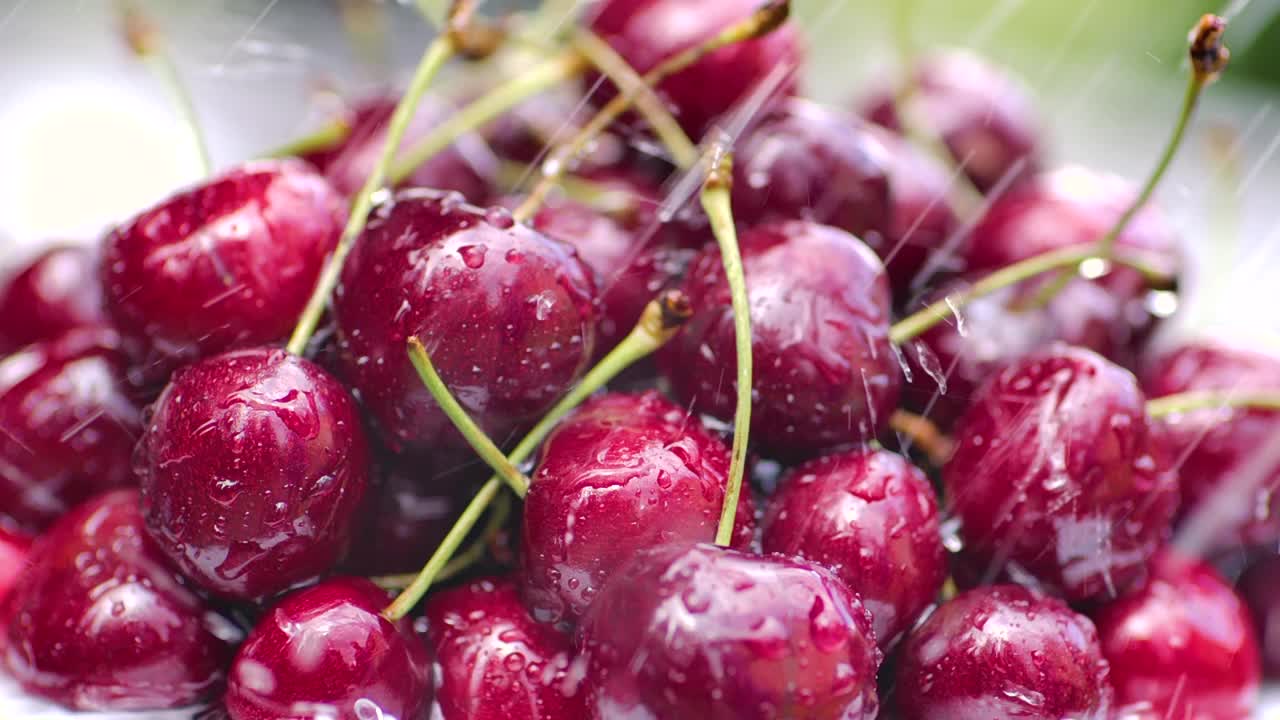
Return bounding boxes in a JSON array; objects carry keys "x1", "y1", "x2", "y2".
[
  {"x1": 372, "y1": 492, "x2": 513, "y2": 590},
  {"x1": 382, "y1": 290, "x2": 694, "y2": 620},
  {"x1": 261, "y1": 118, "x2": 353, "y2": 160},
  {"x1": 1146, "y1": 390, "x2": 1280, "y2": 419}
]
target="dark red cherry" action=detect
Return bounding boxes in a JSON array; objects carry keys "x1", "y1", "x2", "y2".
[
  {"x1": 1237, "y1": 553, "x2": 1280, "y2": 676},
  {"x1": 730, "y1": 99, "x2": 892, "y2": 250},
  {"x1": 1142, "y1": 339, "x2": 1280, "y2": 551},
  {"x1": 658, "y1": 219, "x2": 899, "y2": 457},
  {"x1": 580, "y1": 543, "x2": 881, "y2": 719},
  {"x1": 101, "y1": 159, "x2": 344, "y2": 388},
  {"x1": 586, "y1": 0, "x2": 805, "y2": 139},
  {"x1": 943, "y1": 344, "x2": 1178, "y2": 603},
  {"x1": 425, "y1": 576, "x2": 588, "y2": 719},
  {"x1": 761, "y1": 447, "x2": 946, "y2": 650},
  {"x1": 521, "y1": 392, "x2": 754, "y2": 625},
  {"x1": 333, "y1": 189, "x2": 597, "y2": 452},
  {"x1": 1093, "y1": 549, "x2": 1260, "y2": 720},
  {"x1": 225, "y1": 576, "x2": 433, "y2": 720},
  {"x1": 861, "y1": 49, "x2": 1041, "y2": 193},
  {"x1": 485, "y1": 87, "x2": 630, "y2": 172},
  {"x1": 0, "y1": 327, "x2": 140, "y2": 532},
  {"x1": 2, "y1": 490, "x2": 233, "y2": 711},
  {"x1": 0, "y1": 244, "x2": 108, "y2": 355},
  {"x1": 894, "y1": 584, "x2": 1112, "y2": 720},
  {"x1": 136, "y1": 346, "x2": 370, "y2": 601}
]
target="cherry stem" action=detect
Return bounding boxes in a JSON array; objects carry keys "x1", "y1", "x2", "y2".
[
  {"x1": 286, "y1": 2, "x2": 474, "y2": 356},
  {"x1": 496, "y1": 160, "x2": 638, "y2": 215},
  {"x1": 372, "y1": 492, "x2": 512, "y2": 590},
  {"x1": 382, "y1": 290, "x2": 693, "y2": 620},
  {"x1": 407, "y1": 337, "x2": 529, "y2": 497},
  {"x1": 261, "y1": 118, "x2": 353, "y2": 160},
  {"x1": 889, "y1": 409, "x2": 953, "y2": 467},
  {"x1": 1146, "y1": 390, "x2": 1280, "y2": 419}
]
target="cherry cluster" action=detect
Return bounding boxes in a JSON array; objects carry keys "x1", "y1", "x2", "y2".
[{"x1": 0, "y1": 2, "x2": 1272, "y2": 719}]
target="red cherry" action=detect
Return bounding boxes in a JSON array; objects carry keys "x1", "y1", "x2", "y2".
[
  {"x1": 225, "y1": 576, "x2": 433, "y2": 720},
  {"x1": 0, "y1": 244, "x2": 108, "y2": 355},
  {"x1": 136, "y1": 346, "x2": 370, "y2": 601},
  {"x1": 521, "y1": 392, "x2": 754, "y2": 625},
  {"x1": 0, "y1": 527, "x2": 30, "y2": 605},
  {"x1": 2, "y1": 490, "x2": 233, "y2": 711},
  {"x1": 1237, "y1": 553, "x2": 1280, "y2": 676}
]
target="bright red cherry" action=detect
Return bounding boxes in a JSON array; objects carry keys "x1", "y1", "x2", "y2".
[
  {"x1": 136, "y1": 346, "x2": 370, "y2": 601},
  {"x1": 100, "y1": 159, "x2": 344, "y2": 389},
  {"x1": 943, "y1": 344, "x2": 1179, "y2": 603},
  {"x1": 1237, "y1": 553, "x2": 1280, "y2": 676},
  {"x1": 332, "y1": 189, "x2": 597, "y2": 452},
  {"x1": 2, "y1": 490, "x2": 233, "y2": 711},
  {"x1": 425, "y1": 576, "x2": 588, "y2": 719},
  {"x1": 761, "y1": 447, "x2": 946, "y2": 650},
  {"x1": 521, "y1": 392, "x2": 754, "y2": 625},
  {"x1": 658, "y1": 219, "x2": 899, "y2": 457},
  {"x1": 224, "y1": 576, "x2": 433, "y2": 720},
  {"x1": 580, "y1": 543, "x2": 881, "y2": 719},
  {"x1": 0, "y1": 244, "x2": 108, "y2": 355},
  {"x1": 0, "y1": 327, "x2": 140, "y2": 532},
  {"x1": 894, "y1": 584, "x2": 1112, "y2": 720}
]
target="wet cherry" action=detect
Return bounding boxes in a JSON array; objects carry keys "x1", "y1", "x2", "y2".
[
  {"x1": 0, "y1": 244, "x2": 108, "y2": 355},
  {"x1": 0, "y1": 527, "x2": 30, "y2": 605},
  {"x1": 1237, "y1": 553, "x2": 1280, "y2": 676}
]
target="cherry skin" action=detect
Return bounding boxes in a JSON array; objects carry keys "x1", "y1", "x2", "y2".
[
  {"x1": 0, "y1": 327, "x2": 141, "y2": 532},
  {"x1": 0, "y1": 527, "x2": 30, "y2": 605},
  {"x1": 943, "y1": 344, "x2": 1179, "y2": 603},
  {"x1": 333, "y1": 189, "x2": 597, "y2": 452},
  {"x1": 424, "y1": 576, "x2": 588, "y2": 719},
  {"x1": 100, "y1": 159, "x2": 344, "y2": 389},
  {"x1": 761, "y1": 447, "x2": 946, "y2": 650},
  {"x1": 579, "y1": 543, "x2": 881, "y2": 720},
  {"x1": 893, "y1": 584, "x2": 1112, "y2": 720},
  {"x1": 521, "y1": 391, "x2": 754, "y2": 625},
  {"x1": 2, "y1": 490, "x2": 233, "y2": 711},
  {"x1": 1236, "y1": 553, "x2": 1280, "y2": 676},
  {"x1": 658, "y1": 219, "x2": 899, "y2": 457},
  {"x1": 224, "y1": 576, "x2": 433, "y2": 720},
  {"x1": 1093, "y1": 549, "x2": 1260, "y2": 720},
  {"x1": 586, "y1": 0, "x2": 805, "y2": 139},
  {"x1": 136, "y1": 346, "x2": 370, "y2": 601},
  {"x1": 0, "y1": 244, "x2": 108, "y2": 355}
]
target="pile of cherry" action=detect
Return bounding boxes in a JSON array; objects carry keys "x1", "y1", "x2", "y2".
[{"x1": 0, "y1": 1, "x2": 1274, "y2": 718}]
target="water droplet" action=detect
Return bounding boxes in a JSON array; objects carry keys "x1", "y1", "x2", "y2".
[{"x1": 459, "y1": 244, "x2": 487, "y2": 269}]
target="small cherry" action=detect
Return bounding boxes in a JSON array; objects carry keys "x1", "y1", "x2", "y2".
[
  {"x1": 893, "y1": 584, "x2": 1112, "y2": 720},
  {"x1": 1237, "y1": 553, "x2": 1280, "y2": 676},
  {"x1": 2, "y1": 490, "x2": 234, "y2": 711},
  {"x1": 224, "y1": 576, "x2": 433, "y2": 720},
  {"x1": 520, "y1": 391, "x2": 754, "y2": 625},
  {"x1": 579, "y1": 543, "x2": 881, "y2": 719},
  {"x1": 136, "y1": 346, "x2": 370, "y2": 601},
  {"x1": 761, "y1": 447, "x2": 946, "y2": 650},
  {"x1": 424, "y1": 576, "x2": 588, "y2": 719},
  {"x1": 0, "y1": 244, "x2": 109, "y2": 355}
]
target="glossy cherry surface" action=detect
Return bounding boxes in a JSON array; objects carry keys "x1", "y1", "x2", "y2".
[
  {"x1": 333, "y1": 189, "x2": 597, "y2": 452},
  {"x1": 521, "y1": 392, "x2": 754, "y2": 625},
  {"x1": 761, "y1": 447, "x2": 946, "y2": 650},
  {"x1": 136, "y1": 346, "x2": 370, "y2": 601},
  {"x1": 943, "y1": 344, "x2": 1178, "y2": 603},
  {"x1": 579, "y1": 543, "x2": 881, "y2": 719},
  {"x1": 0, "y1": 327, "x2": 141, "y2": 532},
  {"x1": 425, "y1": 576, "x2": 588, "y2": 719},
  {"x1": 101, "y1": 159, "x2": 344, "y2": 388},
  {"x1": 1237, "y1": 553, "x2": 1280, "y2": 676},
  {"x1": 1094, "y1": 549, "x2": 1260, "y2": 720},
  {"x1": 658, "y1": 219, "x2": 899, "y2": 456},
  {"x1": 2, "y1": 490, "x2": 233, "y2": 711},
  {"x1": 894, "y1": 584, "x2": 1111, "y2": 720},
  {"x1": 0, "y1": 244, "x2": 108, "y2": 355},
  {"x1": 0, "y1": 527, "x2": 30, "y2": 604},
  {"x1": 225, "y1": 576, "x2": 433, "y2": 720}
]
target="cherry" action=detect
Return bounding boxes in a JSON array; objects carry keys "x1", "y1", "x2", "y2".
[
  {"x1": 0, "y1": 244, "x2": 108, "y2": 355},
  {"x1": 658, "y1": 219, "x2": 899, "y2": 457},
  {"x1": 1093, "y1": 548, "x2": 1260, "y2": 720},
  {"x1": 224, "y1": 576, "x2": 433, "y2": 720},
  {"x1": 2, "y1": 490, "x2": 233, "y2": 711},
  {"x1": 332, "y1": 189, "x2": 597, "y2": 452},
  {"x1": 521, "y1": 391, "x2": 754, "y2": 625},
  {"x1": 0, "y1": 527, "x2": 30, "y2": 605},
  {"x1": 579, "y1": 543, "x2": 881, "y2": 719},
  {"x1": 585, "y1": 0, "x2": 805, "y2": 139},
  {"x1": 1237, "y1": 553, "x2": 1280, "y2": 676},
  {"x1": 761, "y1": 447, "x2": 946, "y2": 650},
  {"x1": 101, "y1": 159, "x2": 345, "y2": 389},
  {"x1": 861, "y1": 49, "x2": 1042, "y2": 193},
  {"x1": 136, "y1": 346, "x2": 370, "y2": 601},
  {"x1": 424, "y1": 576, "x2": 588, "y2": 719},
  {"x1": 485, "y1": 88, "x2": 630, "y2": 173},
  {"x1": 943, "y1": 344, "x2": 1179, "y2": 603},
  {"x1": 893, "y1": 584, "x2": 1112, "y2": 720},
  {"x1": 0, "y1": 327, "x2": 141, "y2": 532}
]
